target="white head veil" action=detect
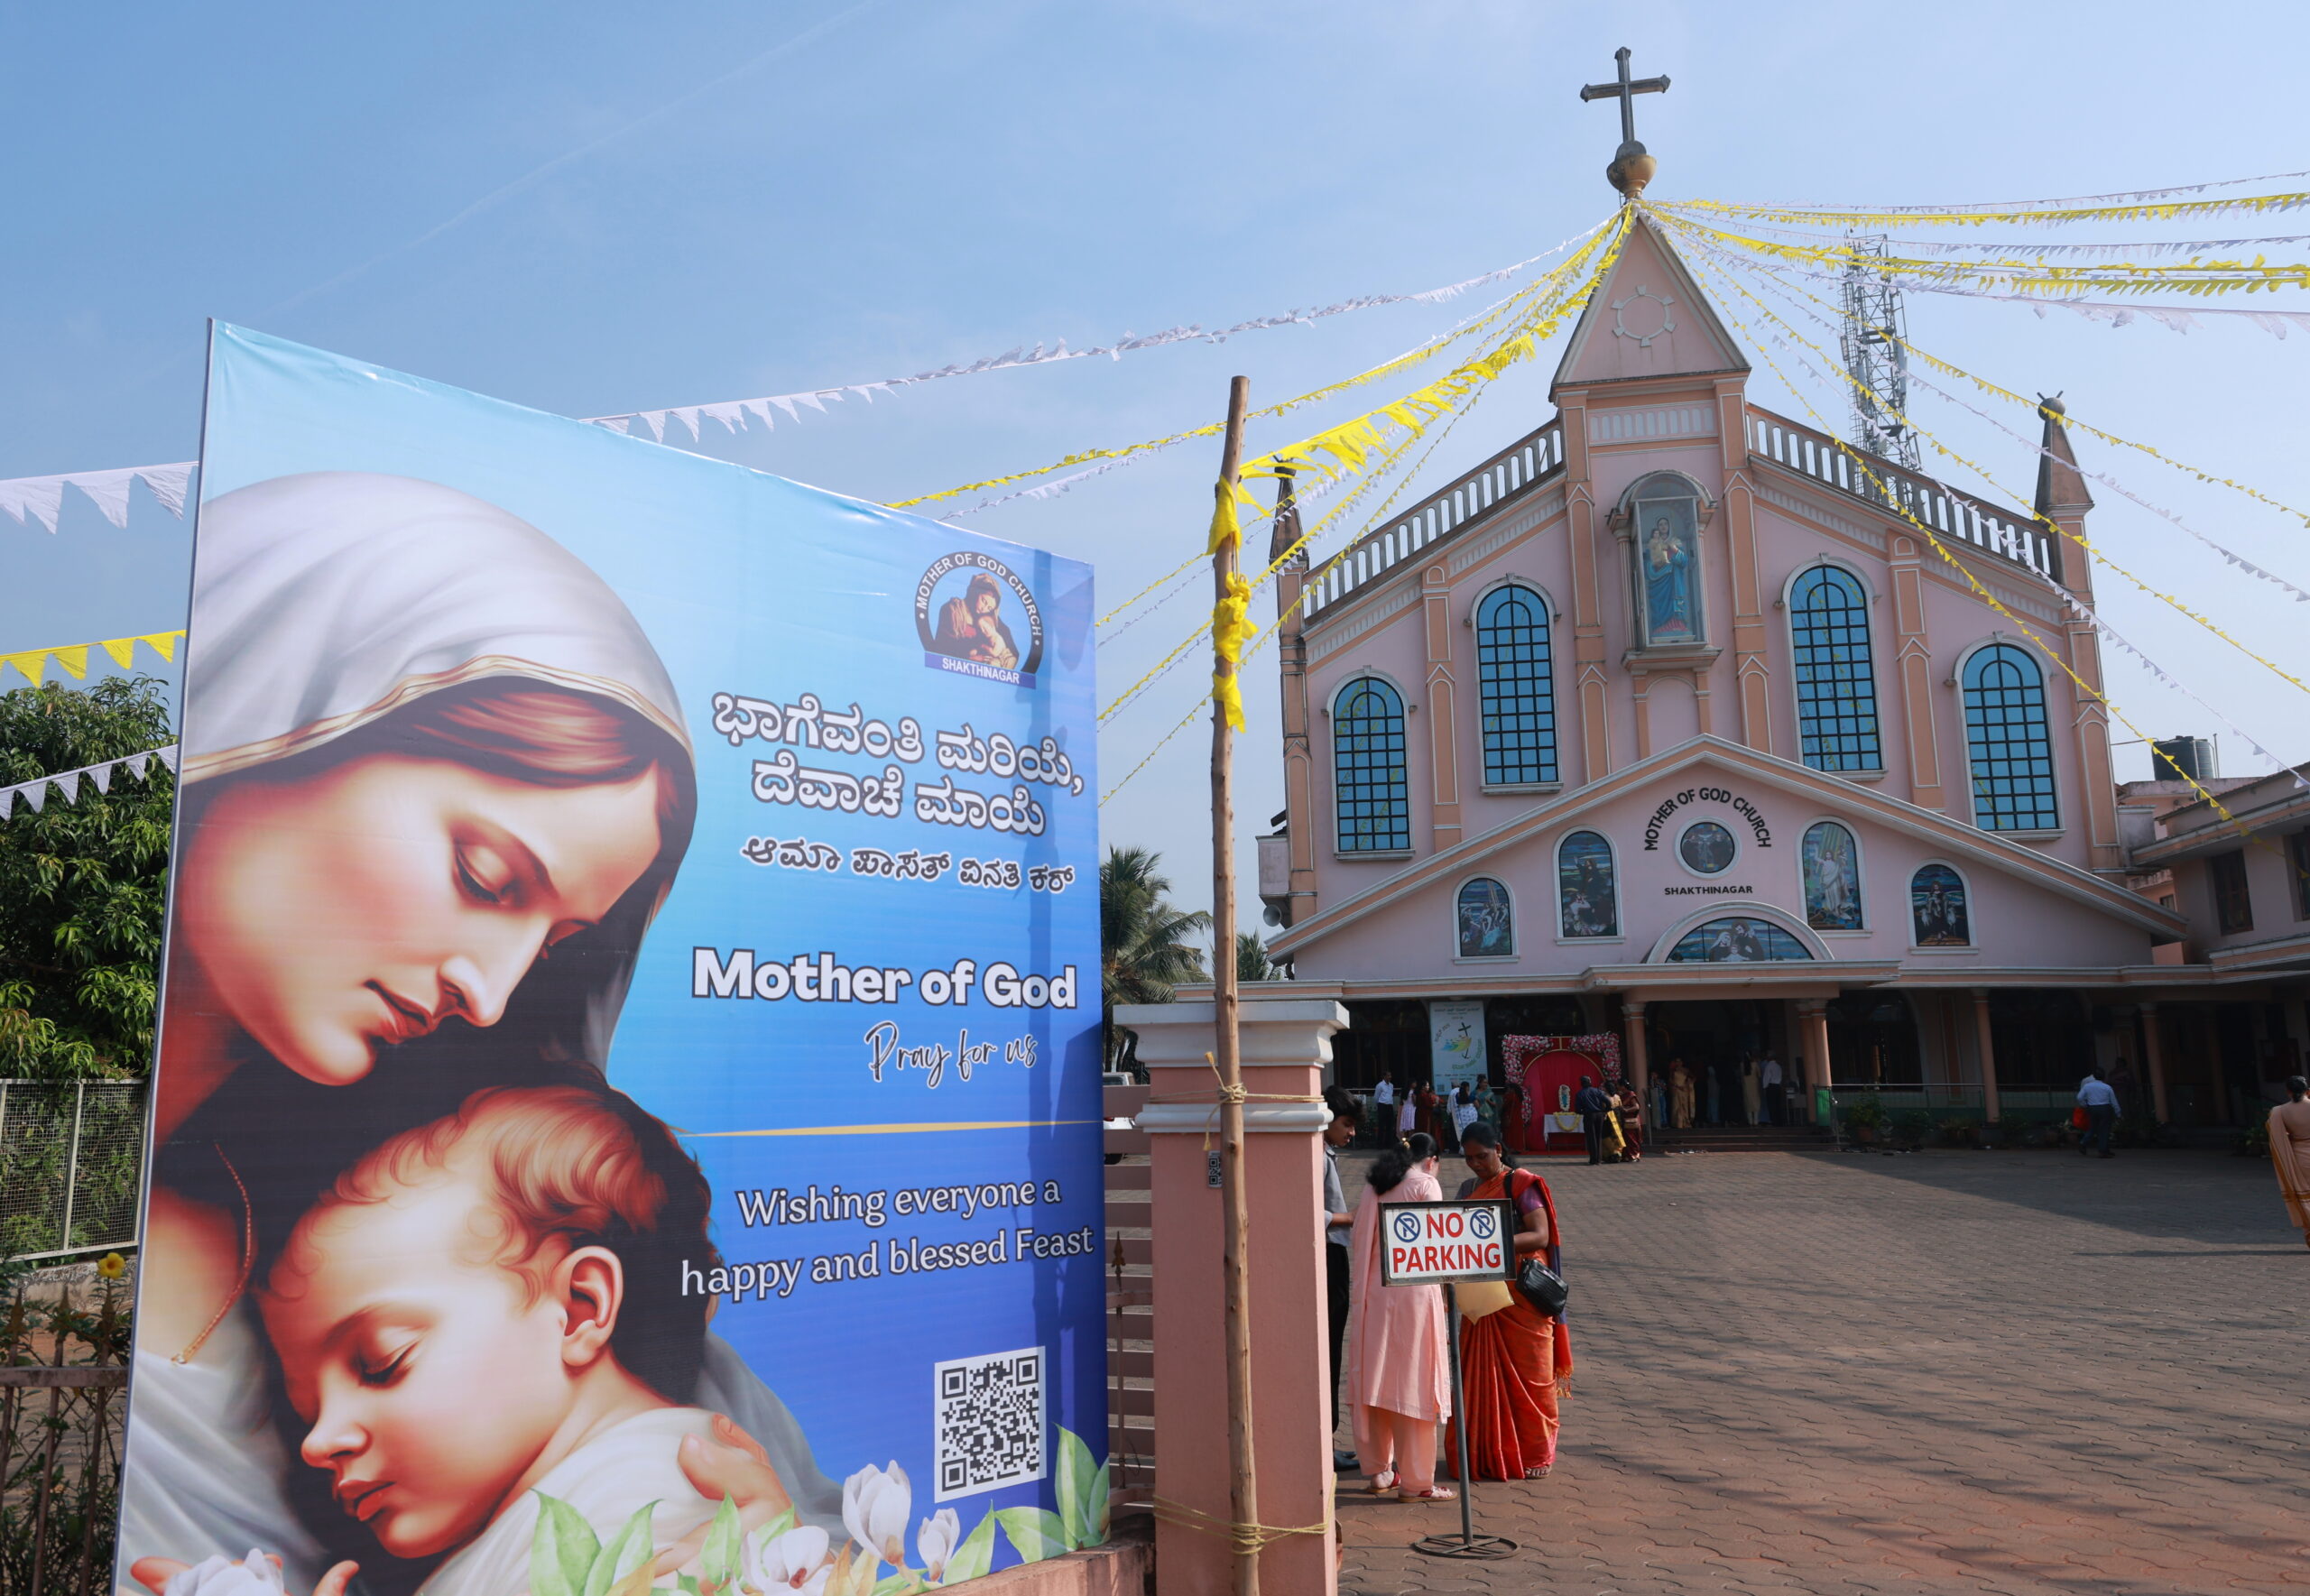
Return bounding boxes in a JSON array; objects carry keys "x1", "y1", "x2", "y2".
[
  {"x1": 184, "y1": 471, "x2": 687, "y2": 780},
  {"x1": 179, "y1": 471, "x2": 695, "y2": 1072}
]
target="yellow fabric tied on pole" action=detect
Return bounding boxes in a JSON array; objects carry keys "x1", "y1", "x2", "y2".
[
  {"x1": 1206, "y1": 482, "x2": 1241, "y2": 557},
  {"x1": 1210, "y1": 571, "x2": 1255, "y2": 732}
]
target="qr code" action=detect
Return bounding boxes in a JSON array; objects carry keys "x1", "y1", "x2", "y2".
[{"x1": 933, "y1": 1345, "x2": 1046, "y2": 1501}]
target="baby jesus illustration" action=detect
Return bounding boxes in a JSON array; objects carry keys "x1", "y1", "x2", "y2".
[
  {"x1": 931, "y1": 574, "x2": 1020, "y2": 670},
  {"x1": 253, "y1": 1085, "x2": 743, "y2": 1596}
]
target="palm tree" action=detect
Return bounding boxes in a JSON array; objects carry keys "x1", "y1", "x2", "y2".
[
  {"x1": 1235, "y1": 930, "x2": 1288, "y2": 983},
  {"x1": 1101, "y1": 845, "x2": 1209, "y2": 1072}
]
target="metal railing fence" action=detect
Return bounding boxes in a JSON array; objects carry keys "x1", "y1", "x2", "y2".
[{"x1": 0, "y1": 1084, "x2": 146, "y2": 1264}]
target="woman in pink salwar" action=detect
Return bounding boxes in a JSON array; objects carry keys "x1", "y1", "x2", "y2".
[
  {"x1": 2270, "y1": 1075, "x2": 2310, "y2": 1249},
  {"x1": 1342, "y1": 1132, "x2": 1455, "y2": 1502}
]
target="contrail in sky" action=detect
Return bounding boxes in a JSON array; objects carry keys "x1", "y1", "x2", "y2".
[{"x1": 255, "y1": 0, "x2": 897, "y2": 321}]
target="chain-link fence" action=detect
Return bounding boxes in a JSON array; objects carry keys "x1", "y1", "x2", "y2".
[{"x1": 0, "y1": 1084, "x2": 146, "y2": 1263}]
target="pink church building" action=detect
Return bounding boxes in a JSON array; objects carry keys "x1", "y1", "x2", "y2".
[{"x1": 1255, "y1": 216, "x2": 2300, "y2": 1135}]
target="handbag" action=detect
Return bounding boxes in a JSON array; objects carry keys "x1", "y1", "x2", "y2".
[
  {"x1": 2071, "y1": 1106, "x2": 2089, "y2": 1130},
  {"x1": 1505, "y1": 1167, "x2": 1569, "y2": 1317},
  {"x1": 1516, "y1": 1256, "x2": 1569, "y2": 1318}
]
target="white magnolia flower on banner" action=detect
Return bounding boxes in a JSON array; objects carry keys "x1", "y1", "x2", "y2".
[
  {"x1": 916, "y1": 1508, "x2": 962, "y2": 1583},
  {"x1": 841, "y1": 1461, "x2": 910, "y2": 1570},
  {"x1": 162, "y1": 1552, "x2": 286, "y2": 1596},
  {"x1": 743, "y1": 1524, "x2": 832, "y2": 1594}
]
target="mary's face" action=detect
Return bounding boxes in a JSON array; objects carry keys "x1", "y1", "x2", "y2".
[{"x1": 177, "y1": 752, "x2": 666, "y2": 1085}]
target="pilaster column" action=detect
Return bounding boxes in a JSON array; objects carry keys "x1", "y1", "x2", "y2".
[
  {"x1": 1622, "y1": 999, "x2": 1651, "y2": 1120},
  {"x1": 1421, "y1": 564, "x2": 1462, "y2": 852},
  {"x1": 1971, "y1": 989, "x2": 2002, "y2": 1124},
  {"x1": 2139, "y1": 1001, "x2": 2169, "y2": 1124},
  {"x1": 1723, "y1": 469, "x2": 1772, "y2": 752},
  {"x1": 1888, "y1": 535, "x2": 1945, "y2": 812},
  {"x1": 1564, "y1": 401, "x2": 1612, "y2": 781},
  {"x1": 1274, "y1": 532, "x2": 1319, "y2": 923},
  {"x1": 1797, "y1": 999, "x2": 1832, "y2": 1118},
  {"x1": 1115, "y1": 997, "x2": 1346, "y2": 1596}
]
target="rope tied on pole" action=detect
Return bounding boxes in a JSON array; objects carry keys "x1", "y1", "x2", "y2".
[{"x1": 1150, "y1": 1495, "x2": 1333, "y2": 1556}]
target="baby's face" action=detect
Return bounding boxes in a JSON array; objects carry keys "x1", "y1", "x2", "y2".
[{"x1": 260, "y1": 1165, "x2": 575, "y2": 1559}]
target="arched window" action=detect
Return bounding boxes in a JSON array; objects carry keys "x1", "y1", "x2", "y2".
[
  {"x1": 1334, "y1": 678, "x2": 1409, "y2": 852},
  {"x1": 1789, "y1": 565, "x2": 1882, "y2": 771},
  {"x1": 1476, "y1": 585, "x2": 1557, "y2": 784},
  {"x1": 1557, "y1": 830, "x2": 1618, "y2": 937},
  {"x1": 1666, "y1": 917, "x2": 1814, "y2": 963},
  {"x1": 1910, "y1": 863, "x2": 1970, "y2": 946},
  {"x1": 1455, "y1": 878, "x2": 1513, "y2": 957},
  {"x1": 1963, "y1": 643, "x2": 2058, "y2": 830},
  {"x1": 1800, "y1": 820, "x2": 1863, "y2": 930}
]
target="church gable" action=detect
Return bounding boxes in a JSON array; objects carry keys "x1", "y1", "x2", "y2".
[
  {"x1": 1276, "y1": 738, "x2": 2176, "y2": 984},
  {"x1": 1552, "y1": 217, "x2": 1748, "y2": 393}
]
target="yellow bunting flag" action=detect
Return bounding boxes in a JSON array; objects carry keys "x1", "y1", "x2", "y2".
[
  {"x1": 1210, "y1": 571, "x2": 1256, "y2": 732},
  {"x1": 0, "y1": 630, "x2": 185, "y2": 687}
]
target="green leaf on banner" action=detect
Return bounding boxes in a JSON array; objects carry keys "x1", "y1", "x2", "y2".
[
  {"x1": 1089, "y1": 1462, "x2": 1111, "y2": 1544},
  {"x1": 530, "y1": 1492, "x2": 600, "y2": 1596},
  {"x1": 699, "y1": 1493, "x2": 743, "y2": 1591},
  {"x1": 585, "y1": 1502, "x2": 659, "y2": 1596},
  {"x1": 1055, "y1": 1428, "x2": 1102, "y2": 1549},
  {"x1": 942, "y1": 1512, "x2": 998, "y2": 1583},
  {"x1": 993, "y1": 1507, "x2": 1069, "y2": 1564}
]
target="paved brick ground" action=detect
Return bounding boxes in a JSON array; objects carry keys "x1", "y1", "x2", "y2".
[{"x1": 1332, "y1": 1148, "x2": 2310, "y2": 1595}]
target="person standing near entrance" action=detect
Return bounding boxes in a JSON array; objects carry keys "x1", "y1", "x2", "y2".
[
  {"x1": 1703, "y1": 1059, "x2": 1723, "y2": 1126},
  {"x1": 1397, "y1": 1083, "x2": 1418, "y2": 1145},
  {"x1": 1741, "y1": 1056, "x2": 1763, "y2": 1126},
  {"x1": 1344, "y1": 1133, "x2": 1455, "y2": 1502},
  {"x1": 2268, "y1": 1075, "x2": 2310, "y2": 1250},
  {"x1": 1321, "y1": 1093, "x2": 1363, "y2": 1471},
  {"x1": 1760, "y1": 1051, "x2": 1785, "y2": 1125},
  {"x1": 1574, "y1": 1075, "x2": 1613, "y2": 1164},
  {"x1": 1449, "y1": 1123, "x2": 1571, "y2": 1480},
  {"x1": 2077, "y1": 1069, "x2": 2119, "y2": 1158},
  {"x1": 1372, "y1": 1071, "x2": 1397, "y2": 1149},
  {"x1": 1669, "y1": 1058, "x2": 1696, "y2": 1129}
]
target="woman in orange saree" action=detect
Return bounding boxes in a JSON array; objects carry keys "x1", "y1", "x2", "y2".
[{"x1": 1448, "y1": 1122, "x2": 1571, "y2": 1480}]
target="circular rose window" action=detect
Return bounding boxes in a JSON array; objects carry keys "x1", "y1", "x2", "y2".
[{"x1": 1678, "y1": 820, "x2": 1736, "y2": 874}]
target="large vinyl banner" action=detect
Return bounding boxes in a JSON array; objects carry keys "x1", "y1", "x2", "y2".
[{"x1": 118, "y1": 328, "x2": 1104, "y2": 1596}]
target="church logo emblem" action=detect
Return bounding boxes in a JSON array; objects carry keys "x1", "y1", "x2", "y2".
[{"x1": 916, "y1": 552, "x2": 1044, "y2": 687}]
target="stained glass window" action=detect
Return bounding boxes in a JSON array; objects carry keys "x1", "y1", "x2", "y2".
[
  {"x1": 1963, "y1": 643, "x2": 2058, "y2": 831},
  {"x1": 1476, "y1": 585, "x2": 1557, "y2": 785},
  {"x1": 1334, "y1": 678, "x2": 1409, "y2": 852},
  {"x1": 1665, "y1": 917, "x2": 1814, "y2": 962},
  {"x1": 1455, "y1": 878, "x2": 1513, "y2": 957},
  {"x1": 1789, "y1": 565, "x2": 1882, "y2": 771}
]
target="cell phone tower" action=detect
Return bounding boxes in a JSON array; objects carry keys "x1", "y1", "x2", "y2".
[{"x1": 1839, "y1": 237, "x2": 1921, "y2": 471}]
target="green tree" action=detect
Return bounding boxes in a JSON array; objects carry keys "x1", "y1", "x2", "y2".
[
  {"x1": 0, "y1": 678, "x2": 175, "y2": 1079},
  {"x1": 1235, "y1": 930, "x2": 1288, "y2": 983},
  {"x1": 1099, "y1": 845, "x2": 1208, "y2": 1071}
]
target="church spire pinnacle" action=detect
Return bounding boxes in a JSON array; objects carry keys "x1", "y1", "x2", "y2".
[
  {"x1": 1579, "y1": 46, "x2": 1670, "y2": 197},
  {"x1": 2033, "y1": 393, "x2": 2095, "y2": 521}
]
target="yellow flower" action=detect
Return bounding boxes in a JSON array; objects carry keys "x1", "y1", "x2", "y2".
[{"x1": 96, "y1": 1253, "x2": 126, "y2": 1280}]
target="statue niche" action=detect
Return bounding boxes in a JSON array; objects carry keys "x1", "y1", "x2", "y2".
[{"x1": 1619, "y1": 474, "x2": 1710, "y2": 652}]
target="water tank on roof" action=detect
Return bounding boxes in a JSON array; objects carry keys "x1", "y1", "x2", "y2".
[{"x1": 2151, "y1": 735, "x2": 2217, "y2": 783}]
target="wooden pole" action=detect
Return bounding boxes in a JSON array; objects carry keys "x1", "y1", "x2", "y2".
[{"x1": 1211, "y1": 374, "x2": 1260, "y2": 1596}]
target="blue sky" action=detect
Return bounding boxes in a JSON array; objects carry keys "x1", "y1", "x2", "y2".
[{"x1": 8, "y1": 1, "x2": 2310, "y2": 925}]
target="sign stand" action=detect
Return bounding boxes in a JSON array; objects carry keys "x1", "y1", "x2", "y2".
[
  {"x1": 1375, "y1": 1197, "x2": 1520, "y2": 1562},
  {"x1": 1410, "y1": 1285, "x2": 1519, "y2": 1562}
]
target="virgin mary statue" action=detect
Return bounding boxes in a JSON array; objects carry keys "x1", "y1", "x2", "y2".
[{"x1": 120, "y1": 474, "x2": 840, "y2": 1593}]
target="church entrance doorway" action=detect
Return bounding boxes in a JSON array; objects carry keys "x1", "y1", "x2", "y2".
[{"x1": 1644, "y1": 999, "x2": 1786, "y2": 1128}]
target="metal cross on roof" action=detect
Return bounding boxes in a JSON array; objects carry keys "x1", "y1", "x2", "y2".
[{"x1": 1579, "y1": 46, "x2": 1670, "y2": 158}]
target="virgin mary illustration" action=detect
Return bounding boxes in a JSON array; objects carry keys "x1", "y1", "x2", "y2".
[
  {"x1": 121, "y1": 475, "x2": 836, "y2": 1594},
  {"x1": 929, "y1": 572, "x2": 1020, "y2": 669}
]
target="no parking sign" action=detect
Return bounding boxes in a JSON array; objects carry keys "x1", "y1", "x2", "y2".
[{"x1": 1377, "y1": 1199, "x2": 1517, "y2": 1286}]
